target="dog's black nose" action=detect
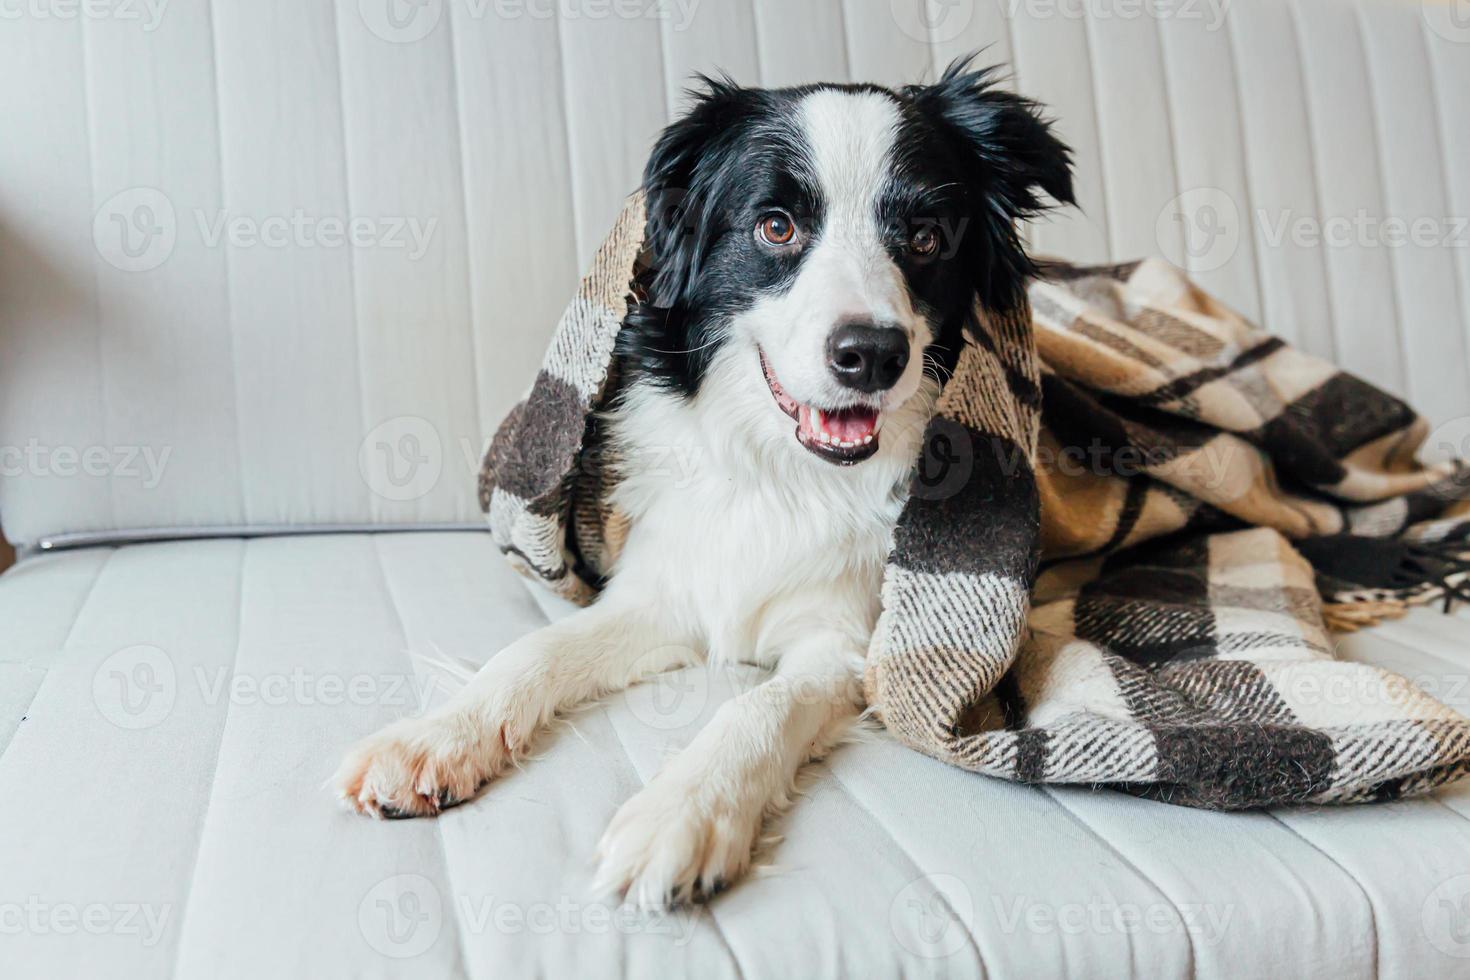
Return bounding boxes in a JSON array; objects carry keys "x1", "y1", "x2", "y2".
[{"x1": 827, "y1": 321, "x2": 910, "y2": 392}]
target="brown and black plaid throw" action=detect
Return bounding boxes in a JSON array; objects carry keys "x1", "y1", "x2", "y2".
[{"x1": 480, "y1": 192, "x2": 1470, "y2": 809}]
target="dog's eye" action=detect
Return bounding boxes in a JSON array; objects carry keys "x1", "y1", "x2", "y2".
[
  {"x1": 909, "y1": 225, "x2": 940, "y2": 257},
  {"x1": 756, "y1": 213, "x2": 797, "y2": 248}
]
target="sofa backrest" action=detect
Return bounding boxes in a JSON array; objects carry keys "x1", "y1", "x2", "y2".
[{"x1": 2, "y1": 0, "x2": 1467, "y2": 550}]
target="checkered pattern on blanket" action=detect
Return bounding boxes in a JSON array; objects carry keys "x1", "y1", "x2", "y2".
[{"x1": 480, "y1": 192, "x2": 1470, "y2": 809}]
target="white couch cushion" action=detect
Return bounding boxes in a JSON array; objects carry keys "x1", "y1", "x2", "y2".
[
  {"x1": 3, "y1": 0, "x2": 1468, "y2": 547},
  {"x1": 2, "y1": 531, "x2": 1469, "y2": 978}
]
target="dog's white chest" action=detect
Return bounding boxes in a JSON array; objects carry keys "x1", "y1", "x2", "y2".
[{"x1": 607, "y1": 428, "x2": 910, "y2": 665}]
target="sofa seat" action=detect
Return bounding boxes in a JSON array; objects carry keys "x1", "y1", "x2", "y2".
[{"x1": 2, "y1": 531, "x2": 1469, "y2": 979}]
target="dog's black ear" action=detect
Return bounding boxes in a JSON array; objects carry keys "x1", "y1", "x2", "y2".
[
  {"x1": 909, "y1": 56, "x2": 1075, "y2": 219},
  {"x1": 906, "y1": 56, "x2": 1075, "y2": 312},
  {"x1": 640, "y1": 74, "x2": 747, "y2": 309}
]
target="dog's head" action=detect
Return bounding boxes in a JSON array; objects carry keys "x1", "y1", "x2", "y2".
[{"x1": 621, "y1": 57, "x2": 1073, "y2": 467}]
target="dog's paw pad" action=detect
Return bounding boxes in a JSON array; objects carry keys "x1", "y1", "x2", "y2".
[
  {"x1": 332, "y1": 714, "x2": 495, "y2": 819},
  {"x1": 593, "y1": 777, "x2": 759, "y2": 909}
]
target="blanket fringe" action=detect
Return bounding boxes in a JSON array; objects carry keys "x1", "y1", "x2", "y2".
[
  {"x1": 1399, "y1": 542, "x2": 1470, "y2": 611},
  {"x1": 1303, "y1": 535, "x2": 1470, "y2": 632},
  {"x1": 1320, "y1": 598, "x2": 1409, "y2": 633}
]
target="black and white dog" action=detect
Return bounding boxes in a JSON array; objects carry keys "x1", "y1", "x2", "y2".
[{"x1": 336, "y1": 58, "x2": 1073, "y2": 908}]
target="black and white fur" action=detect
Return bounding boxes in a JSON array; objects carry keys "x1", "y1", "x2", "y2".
[{"x1": 335, "y1": 59, "x2": 1073, "y2": 909}]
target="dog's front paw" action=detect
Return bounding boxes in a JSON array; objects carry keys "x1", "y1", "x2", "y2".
[
  {"x1": 593, "y1": 772, "x2": 763, "y2": 909},
  {"x1": 332, "y1": 711, "x2": 505, "y2": 819}
]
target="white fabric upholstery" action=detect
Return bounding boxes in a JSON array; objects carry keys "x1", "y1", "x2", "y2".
[
  {"x1": 2, "y1": 531, "x2": 1468, "y2": 978},
  {"x1": 2, "y1": 0, "x2": 1468, "y2": 547}
]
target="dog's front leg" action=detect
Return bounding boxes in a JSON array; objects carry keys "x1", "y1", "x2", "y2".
[
  {"x1": 593, "y1": 634, "x2": 863, "y2": 908},
  {"x1": 334, "y1": 594, "x2": 694, "y2": 818}
]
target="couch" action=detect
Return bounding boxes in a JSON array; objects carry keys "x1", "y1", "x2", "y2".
[{"x1": 3, "y1": 0, "x2": 1469, "y2": 976}]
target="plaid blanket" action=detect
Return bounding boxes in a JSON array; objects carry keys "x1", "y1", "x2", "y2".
[{"x1": 480, "y1": 192, "x2": 1470, "y2": 809}]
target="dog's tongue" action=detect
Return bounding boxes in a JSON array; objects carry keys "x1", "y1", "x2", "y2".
[
  {"x1": 799, "y1": 404, "x2": 880, "y2": 444},
  {"x1": 826, "y1": 406, "x2": 879, "y2": 441}
]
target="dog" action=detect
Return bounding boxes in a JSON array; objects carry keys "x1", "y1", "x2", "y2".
[{"x1": 334, "y1": 57, "x2": 1073, "y2": 909}]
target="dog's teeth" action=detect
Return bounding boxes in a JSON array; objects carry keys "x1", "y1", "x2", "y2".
[
  {"x1": 862, "y1": 434, "x2": 873, "y2": 445},
  {"x1": 819, "y1": 431, "x2": 831, "y2": 444},
  {"x1": 813, "y1": 408, "x2": 825, "y2": 434}
]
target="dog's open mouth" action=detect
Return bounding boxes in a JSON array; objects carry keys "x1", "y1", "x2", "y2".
[{"x1": 760, "y1": 351, "x2": 881, "y2": 465}]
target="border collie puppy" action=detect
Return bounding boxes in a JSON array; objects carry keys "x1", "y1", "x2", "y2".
[{"x1": 336, "y1": 58, "x2": 1073, "y2": 909}]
